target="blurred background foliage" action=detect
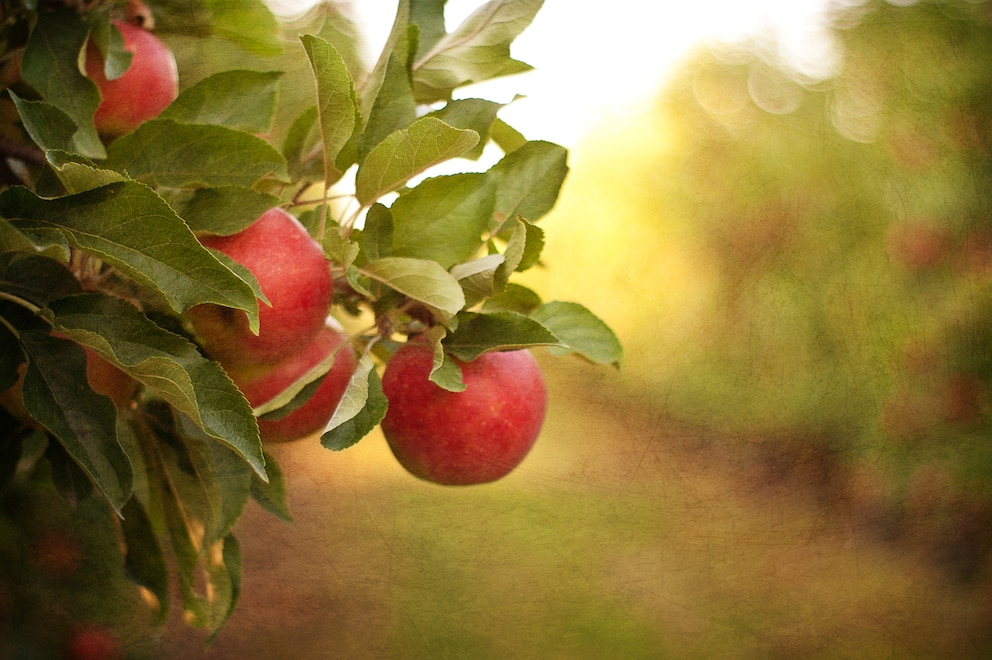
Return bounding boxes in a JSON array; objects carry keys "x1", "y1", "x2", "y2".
[{"x1": 534, "y1": 0, "x2": 992, "y2": 534}]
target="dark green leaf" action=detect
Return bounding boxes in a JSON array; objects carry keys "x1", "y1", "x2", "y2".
[
  {"x1": 121, "y1": 497, "x2": 169, "y2": 624},
  {"x1": 19, "y1": 9, "x2": 104, "y2": 158},
  {"x1": 0, "y1": 252, "x2": 81, "y2": 308},
  {"x1": 48, "y1": 293, "x2": 266, "y2": 480},
  {"x1": 104, "y1": 120, "x2": 289, "y2": 188},
  {"x1": 165, "y1": 187, "x2": 281, "y2": 235},
  {"x1": 19, "y1": 330, "x2": 132, "y2": 514},
  {"x1": 0, "y1": 183, "x2": 260, "y2": 321},
  {"x1": 250, "y1": 450, "x2": 292, "y2": 521},
  {"x1": 412, "y1": 0, "x2": 542, "y2": 103},
  {"x1": 8, "y1": 91, "x2": 78, "y2": 154},
  {"x1": 531, "y1": 301, "x2": 623, "y2": 367},
  {"x1": 443, "y1": 310, "x2": 562, "y2": 361},
  {"x1": 355, "y1": 117, "x2": 479, "y2": 205},
  {"x1": 160, "y1": 70, "x2": 283, "y2": 133},
  {"x1": 322, "y1": 356, "x2": 388, "y2": 450}
]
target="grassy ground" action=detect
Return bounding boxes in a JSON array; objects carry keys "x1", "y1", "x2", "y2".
[{"x1": 157, "y1": 358, "x2": 992, "y2": 659}]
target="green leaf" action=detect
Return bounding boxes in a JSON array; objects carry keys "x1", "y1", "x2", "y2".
[
  {"x1": 164, "y1": 187, "x2": 281, "y2": 235},
  {"x1": 427, "y1": 98, "x2": 505, "y2": 159},
  {"x1": 355, "y1": 117, "x2": 479, "y2": 206},
  {"x1": 160, "y1": 70, "x2": 283, "y2": 134},
  {"x1": 363, "y1": 256, "x2": 465, "y2": 323},
  {"x1": 301, "y1": 35, "x2": 359, "y2": 183},
  {"x1": 48, "y1": 293, "x2": 266, "y2": 480},
  {"x1": 358, "y1": 29, "x2": 418, "y2": 163},
  {"x1": 205, "y1": 0, "x2": 282, "y2": 57},
  {"x1": 490, "y1": 140, "x2": 568, "y2": 229},
  {"x1": 321, "y1": 355, "x2": 388, "y2": 451},
  {"x1": 0, "y1": 252, "x2": 81, "y2": 310},
  {"x1": 362, "y1": 203, "x2": 394, "y2": 261},
  {"x1": 443, "y1": 311, "x2": 562, "y2": 361},
  {"x1": 357, "y1": 0, "x2": 410, "y2": 120},
  {"x1": 451, "y1": 253, "x2": 505, "y2": 307},
  {"x1": 19, "y1": 8, "x2": 104, "y2": 159},
  {"x1": 19, "y1": 330, "x2": 132, "y2": 514},
  {"x1": 390, "y1": 173, "x2": 493, "y2": 268},
  {"x1": 481, "y1": 282, "x2": 543, "y2": 314},
  {"x1": 0, "y1": 183, "x2": 260, "y2": 321},
  {"x1": 283, "y1": 105, "x2": 321, "y2": 181},
  {"x1": 490, "y1": 118, "x2": 527, "y2": 153},
  {"x1": 8, "y1": 91, "x2": 78, "y2": 155},
  {"x1": 104, "y1": 120, "x2": 289, "y2": 189},
  {"x1": 412, "y1": 0, "x2": 543, "y2": 103},
  {"x1": 46, "y1": 154, "x2": 128, "y2": 194},
  {"x1": 530, "y1": 301, "x2": 623, "y2": 367},
  {"x1": 250, "y1": 450, "x2": 292, "y2": 522},
  {"x1": 121, "y1": 497, "x2": 169, "y2": 624},
  {"x1": 0, "y1": 219, "x2": 55, "y2": 256},
  {"x1": 411, "y1": 0, "x2": 448, "y2": 60}
]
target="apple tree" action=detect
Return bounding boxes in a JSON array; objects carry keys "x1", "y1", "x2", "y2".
[{"x1": 0, "y1": 0, "x2": 621, "y2": 650}]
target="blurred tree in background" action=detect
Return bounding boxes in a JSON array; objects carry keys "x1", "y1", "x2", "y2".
[{"x1": 566, "y1": 0, "x2": 992, "y2": 579}]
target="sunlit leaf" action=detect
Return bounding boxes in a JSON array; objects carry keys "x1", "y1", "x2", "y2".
[
  {"x1": 490, "y1": 140, "x2": 568, "y2": 230},
  {"x1": 355, "y1": 117, "x2": 479, "y2": 206},
  {"x1": 427, "y1": 98, "x2": 505, "y2": 159},
  {"x1": 531, "y1": 301, "x2": 623, "y2": 367},
  {"x1": 302, "y1": 35, "x2": 359, "y2": 183},
  {"x1": 412, "y1": 0, "x2": 542, "y2": 103},
  {"x1": 362, "y1": 256, "x2": 465, "y2": 323},
  {"x1": 321, "y1": 355, "x2": 388, "y2": 450}
]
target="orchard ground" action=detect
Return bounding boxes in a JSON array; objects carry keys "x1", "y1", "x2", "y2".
[{"x1": 156, "y1": 355, "x2": 992, "y2": 659}]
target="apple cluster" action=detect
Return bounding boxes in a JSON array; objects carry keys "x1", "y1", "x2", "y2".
[
  {"x1": 78, "y1": 15, "x2": 550, "y2": 477},
  {"x1": 188, "y1": 207, "x2": 356, "y2": 443}
]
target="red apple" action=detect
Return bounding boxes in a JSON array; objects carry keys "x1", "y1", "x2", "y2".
[
  {"x1": 83, "y1": 347, "x2": 135, "y2": 409},
  {"x1": 225, "y1": 322, "x2": 356, "y2": 442},
  {"x1": 885, "y1": 220, "x2": 949, "y2": 272},
  {"x1": 189, "y1": 208, "x2": 333, "y2": 367},
  {"x1": 380, "y1": 341, "x2": 547, "y2": 485},
  {"x1": 63, "y1": 624, "x2": 121, "y2": 660},
  {"x1": 85, "y1": 20, "x2": 178, "y2": 137}
]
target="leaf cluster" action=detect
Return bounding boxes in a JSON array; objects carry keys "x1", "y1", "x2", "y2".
[{"x1": 0, "y1": 0, "x2": 621, "y2": 639}]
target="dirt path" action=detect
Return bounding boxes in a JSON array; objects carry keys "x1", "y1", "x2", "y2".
[{"x1": 159, "y1": 362, "x2": 992, "y2": 658}]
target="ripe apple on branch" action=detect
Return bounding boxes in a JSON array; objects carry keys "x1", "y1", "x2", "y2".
[{"x1": 0, "y1": 0, "x2": 622, "y2": 646}]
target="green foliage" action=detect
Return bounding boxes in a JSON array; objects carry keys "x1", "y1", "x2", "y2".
[
  {"x1": 601, "y1": 0, "x2": 992, "y2": 501},
  {"x1": 0, "y1": 0, "x2": 620, "y2": 646}
]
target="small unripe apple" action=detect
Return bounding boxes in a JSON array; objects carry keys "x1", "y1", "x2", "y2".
[
  {"x1": 189, "y1": 208, "x2": 333, "y2": 367},
  {"x1": 381, "y1": 341, "x2": 547, "y2": 485},
  {"x1": 85, "y1": 20, "x2": 178, "y2": 137},
  {"x1": 225, "y1": 322, "x2": 356, "y2": 442}
]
